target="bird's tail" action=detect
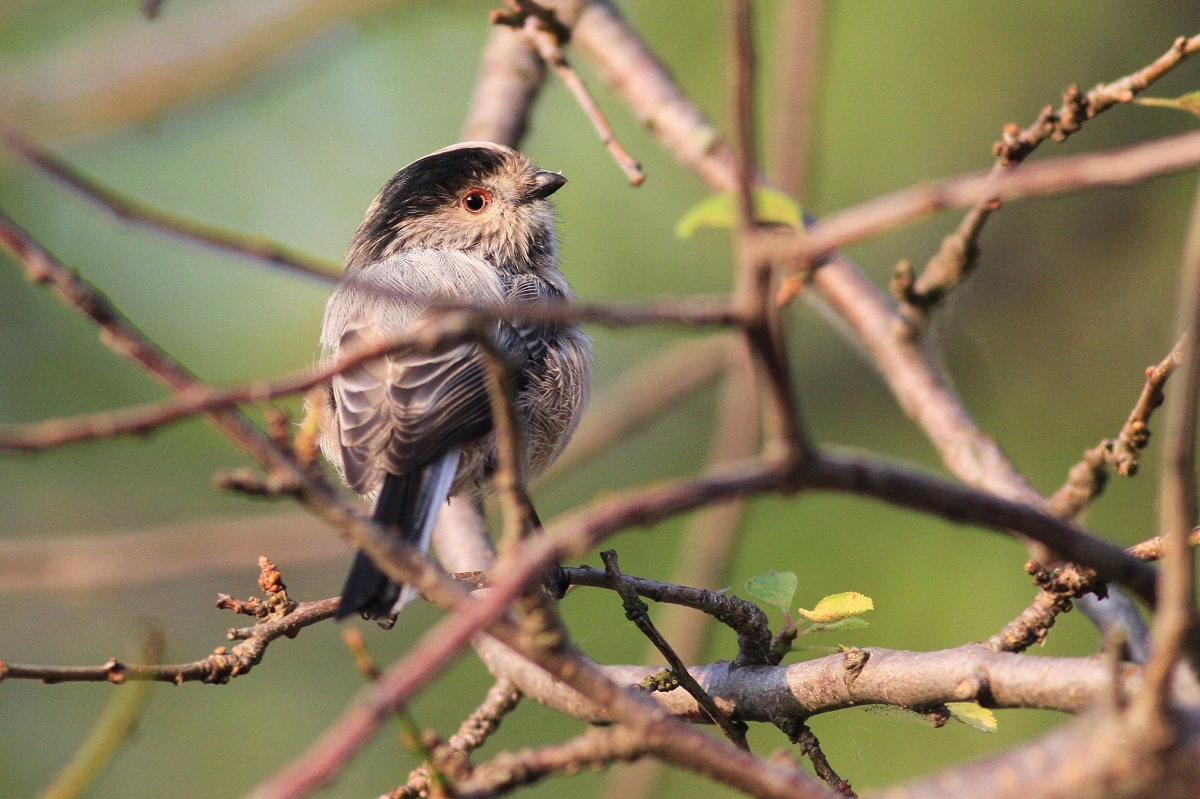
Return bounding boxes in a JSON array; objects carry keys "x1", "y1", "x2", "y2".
[{"x1": 335, "y1": 449, "x2": 460, "y2": 621}]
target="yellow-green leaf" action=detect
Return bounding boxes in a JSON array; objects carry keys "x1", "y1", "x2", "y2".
[
  {"x1": 797, "y1": 592, "x2": 874, "y2": 624},
  {"x1": 744, "y1": 571, "x2": 798, "y2": 613},
  {"x1": 675, "y1": 189, "x2": 803, "y2": 238},
  {"x1": 946, "y1": 702, "x2": 998, "y2": 733},
  {"x1": 1134, "y1": 91, "x2": 1200, "y2": 118},
  {"x1": 807, "y1": 616, "x2": 870, "y2": 633}
]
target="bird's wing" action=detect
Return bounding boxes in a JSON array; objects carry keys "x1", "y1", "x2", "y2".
[
  {"x1": 326, "y1": 250, "x2": 529, "y2": 495},
  {"x1": 496, "y1": 272, "x2": 567, "y2": 378},
  {"x1": 332, "y1": 321, "x2": 492, "y2": 494}
]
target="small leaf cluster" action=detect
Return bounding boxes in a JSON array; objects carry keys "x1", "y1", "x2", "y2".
[{"x1": 743, "y1": 571, "x2": 873, "y2": 659}]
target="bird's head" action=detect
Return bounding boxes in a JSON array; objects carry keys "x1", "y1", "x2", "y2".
[{"x1": 347, "y1": 141, "x2": 566, "y2": 273}]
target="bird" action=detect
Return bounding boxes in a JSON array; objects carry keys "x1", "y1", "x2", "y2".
[{"x1": 316, "y1": 141, "x2": 592, "y2": 622}]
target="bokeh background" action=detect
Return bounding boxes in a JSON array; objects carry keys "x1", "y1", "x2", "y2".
[{"x1": 2, "y1": 1, "x2": 1199, "y2": 796}]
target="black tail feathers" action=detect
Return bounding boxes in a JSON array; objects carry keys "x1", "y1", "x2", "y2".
[{"x1": 335, "y1": 451, "x2": 460, "y2": 622}]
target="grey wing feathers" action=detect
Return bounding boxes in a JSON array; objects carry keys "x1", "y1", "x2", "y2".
[
  {"x1": 323, "y1": 249, "x2": 519, "y2": 495},
  {"x1": 332, "y1": 326, "x2": 493, "y2": 494},
  {"x1": 498, "y1": 273, "x2": 562, "y2": 365}
]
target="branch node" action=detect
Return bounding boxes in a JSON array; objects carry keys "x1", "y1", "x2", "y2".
[{"x1": 841, "y1": 647, "x2": 868, "y2": 687}]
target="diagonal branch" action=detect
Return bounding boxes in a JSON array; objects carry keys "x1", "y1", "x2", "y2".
[
  {"x1": 1, "y1": 133, "x2": 339, "y2": 283},
  {"x1": 1049, "y1": 335, "x2": 1188, "y2": 519},
  {"x1": 562, "y1": 559, "x2": 771, "y2": 668},
  {"x1": 0, "y1": 300, "x2": 739, "y2": 453},
  {"x1": 899, "y1": 34, "x2": 1200, "y2": 325},
  {"x1": 600, "y1": 549, "x2": 749, "y2": 748},
  {"x1": 494, "y1": 3, "x2": 644, "y2": 185}
]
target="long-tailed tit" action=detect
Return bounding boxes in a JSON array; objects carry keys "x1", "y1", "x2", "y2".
[{"x1": 317, "y1": 142, "x2": 592, "y2": 621}]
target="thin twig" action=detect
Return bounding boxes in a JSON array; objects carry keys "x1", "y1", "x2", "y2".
[
  {"x1": 1, "y1": 132, "x2": 339, "y2": 283},
  {"x1": 1000, "y1": 337, "x2": 1191, "y2": 654},
  {"x1": 448, "y1": 679, "x2": 523, "y2": 753},
  {"x1": 988, "y1": 528, "x2": 1200, "y2": 654},
  {"x1": 1137, "y1": 175, "x2": 1200, "y2": 719},
  {"x1": 1127, "y1": 529, "x2": 1200, "y2": 562},
  {"x1": 774, "y1": 719, "x2": 855, "y2": 797},
  {"x1": 995, "y1": 35, "x2": 1200, "y2": 165},
  {"x1": 2, "y1": 598, "x2": 337, "y2": 685},
  {"x1": 898, "y1": 33, "x2": 1200, "y2": 324},
  {"x1": 1112, "y1": 338, "x2": 1189, "y2": 477},
  {"x1": 495, "y1": 3, "x2": 644, "y2": 185},
  {"x1": 393, "y1": 680, "x2": 522, "y2": 799},
  {"x1": 453, "y1": 725, "x2": 650, "y2": 799},
  {"x1": 562, "y1": 563, "x2": 771, "y2": 669},
  {"x1": 601, "y1": 550, "x2": 749, "y2": 748},
  {"x1": 1048, "y1": 336, "x2": 1188, "y2": 519}
]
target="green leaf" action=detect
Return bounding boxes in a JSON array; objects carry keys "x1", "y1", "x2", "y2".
[
  {"x1": 946, "y1": 702, "x2": 998, "y2": 733},
  {"x1": 806, "y1": 616, "x2": 870, "y2": 634},
  {"x1": 797, "y1": 592, "x2": 874, "y2": 624},
  {"x1": 744, "y1": 571, "x2": 798, "y2": 613},
  {"x1": 675, "y1": 189, "x2": 803, "y2": 238},
  {"x1": 1134, "y1": 91, "x2": 1200, "y2": 118}
]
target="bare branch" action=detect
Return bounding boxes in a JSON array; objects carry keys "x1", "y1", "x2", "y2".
[
  {"x1": 898, "y1": 34, "x2": 1200, "y2": 324},
  {"x1": 1138, "y1": 176, "x2": 1200, "y2": 718},
  {"x1": 454, "y1": 725, "x2": 649, "y2": 799},
  {"x1": 462, "y1": 25, "x2": 546, "y2": 146},
  {"x1": 1, "y1": 598, "x2": 338, "y2": 685},
  {"x1": 1049, "y1": 336, "x2": 1187, "y2": 519},
  {"x1": 562, "y1": 563, "x2": 771, "y2": 669},
  {"x1": 600, "y1": 549, "x2": 749, "y2": 747},
  {"x1": 1, "y1": 133, "x2": 339, "y2": 283},
  {"x1": 495, "y1": 4, "x2": 645, "y2": 185}
]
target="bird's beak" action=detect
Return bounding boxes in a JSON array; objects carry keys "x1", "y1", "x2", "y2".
[{"x1": 529, "y1": 170, "x2": 567, "y2": 200}]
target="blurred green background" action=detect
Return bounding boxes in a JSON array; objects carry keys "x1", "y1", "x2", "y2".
[{"x1": 2, "y1": 1, "x2": 1199, "y2": 796}]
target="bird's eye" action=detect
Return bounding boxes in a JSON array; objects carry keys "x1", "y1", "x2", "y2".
[{"x1": 462, "y1": 189, "x2": 491, "y2": 213}]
